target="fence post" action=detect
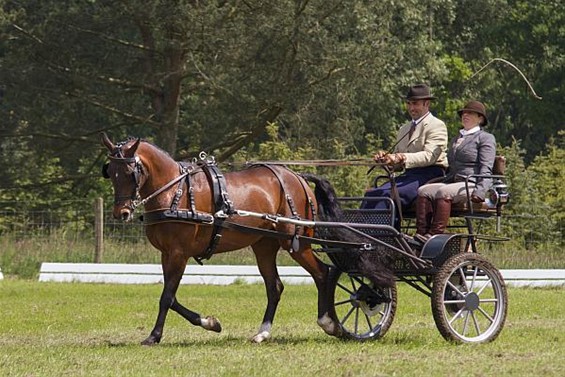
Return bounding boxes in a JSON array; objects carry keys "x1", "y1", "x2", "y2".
[{"x1": 94, "y1": 197, "x2": 104, "y2": 263}]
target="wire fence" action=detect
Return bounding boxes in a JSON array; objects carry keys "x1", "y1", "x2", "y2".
[
  {"x1": 0, "y1": 200, "x2": 145, "y2": 242},
  {"x1": 0, "y1": 198, "x2": 562, "y2": 258}
]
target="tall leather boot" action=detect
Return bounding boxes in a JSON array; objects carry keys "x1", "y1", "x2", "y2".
[
  {"x1": 429, "y1": 198, "x2": 452, "y2": 235},
  {"x1": 415, "y1": 195, "x2": 433, "y2": 236}
]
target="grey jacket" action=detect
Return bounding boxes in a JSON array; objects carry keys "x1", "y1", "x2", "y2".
[{"x1": 445, "y1": 129, "x2": 496, "y2": 199}]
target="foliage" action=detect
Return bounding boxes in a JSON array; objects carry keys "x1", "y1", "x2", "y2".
[{"x1": 0, "y1": 0, "x2": 563, "y2": 254}]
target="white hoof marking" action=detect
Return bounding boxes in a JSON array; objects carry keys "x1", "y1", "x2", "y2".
[{"x1": 251, "y1": 331, "x2": 270, "y2": 343}]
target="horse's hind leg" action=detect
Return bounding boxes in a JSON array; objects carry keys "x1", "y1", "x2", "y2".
[
  {"x1": 251, "y1": 238, "x2": 284, "y2": 343},
  {"x1": 142, "y1": 251, "x2": 221, "y2": 346},
  {"x1": 290, "y1": 246, "x2": 343, "y2": 337}
]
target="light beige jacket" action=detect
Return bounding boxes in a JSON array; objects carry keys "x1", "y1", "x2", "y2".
[{"x1": 394, "y1": 112, "x2": 448, "y2": 169}]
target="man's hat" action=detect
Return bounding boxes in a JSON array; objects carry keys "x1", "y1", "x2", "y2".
[
  {"x1": 405, "y1": 84, "x2": 436, "y2": 101},
  {"x1": 458, "y1": 100, "x2": 488, "y2": 125}
]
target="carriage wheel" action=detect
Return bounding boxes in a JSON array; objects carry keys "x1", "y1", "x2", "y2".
[
  {"x1": 431, "y1": 253, "x2": 508, "y2": 343},
  {"x1": 329, "y1": 270, "x2": 397, "y2": 341}
]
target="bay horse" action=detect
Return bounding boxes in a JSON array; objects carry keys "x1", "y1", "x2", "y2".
[{"x1": 100, "y1": 133, "x2": 343, "y2": 345}]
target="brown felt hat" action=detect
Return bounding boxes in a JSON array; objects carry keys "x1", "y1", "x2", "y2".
[
  {"x1": 405, "y1": 84, "x2": 436, "y2": 101},
  {"x1": 458, "y1": 100, "x2": 488, "y2": 125}
]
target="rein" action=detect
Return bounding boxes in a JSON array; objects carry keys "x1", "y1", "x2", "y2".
[{"x1": 233, "y1": 159, "x2": 379, "y2": 167}]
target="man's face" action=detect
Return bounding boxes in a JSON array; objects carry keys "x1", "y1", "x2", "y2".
[{"x1": 406, "y1": 100, "x2": 430, "y2": 120}]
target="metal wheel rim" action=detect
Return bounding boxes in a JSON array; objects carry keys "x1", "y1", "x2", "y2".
[
  {"x1": 440, "y1": 260, "x2": 506, "y2": 342},
  {"x1": 334, "y1": 274, "x2": 394, "y2": 339}
]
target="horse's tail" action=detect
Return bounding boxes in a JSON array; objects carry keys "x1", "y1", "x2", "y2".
[
  {"x1": 300, "y1": 173, "x2": 343, "y2": 222},
  {"x1": 301, "y1": 173, "x2": 395, "y2": 288}
]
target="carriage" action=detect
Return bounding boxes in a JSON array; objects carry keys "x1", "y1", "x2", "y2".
[
  {"x1": 101, "y1": 133, "x2": 510, "y2": 345},
  {"x1": 309, "y1": 168, "x2": 510, "y2": 344}
]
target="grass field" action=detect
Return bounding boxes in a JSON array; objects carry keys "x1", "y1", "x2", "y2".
[{"x1": 1, "y1": 280, "x2": 563, "y2": 376}]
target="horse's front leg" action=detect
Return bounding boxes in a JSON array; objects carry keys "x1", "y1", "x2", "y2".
[
  {"x1": 142, "y1": 275, "x2": 178, "y2": 345},
  {"x1": 142, "y1": 252, "x2": 222, "y2": 346},
  {"x1": 251, "y1": 239, "x2": 284, "y2": 343},
  {"x1": 170, "y1": 299, "x2": 222, "y2": 333}
]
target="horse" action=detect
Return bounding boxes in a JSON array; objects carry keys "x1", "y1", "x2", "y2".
[{"x1": 100, "y1": 133, "x2": 343, "y2": 345}]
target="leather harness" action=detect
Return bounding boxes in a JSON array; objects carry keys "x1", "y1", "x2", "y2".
[{"x1": 143, "y1": 160, "x2": 313, "y2": 265}]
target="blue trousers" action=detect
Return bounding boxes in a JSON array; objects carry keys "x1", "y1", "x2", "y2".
[{"x1": 362, "y1": 166, "x2": 445, "y2": 211}]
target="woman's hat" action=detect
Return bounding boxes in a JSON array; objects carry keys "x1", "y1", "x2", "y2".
[
  {"x1": 458, "y1": 100, "x2": 488, "y2": 125},
  {"x1": 405, "y1": 84, "x2": 436, "y2": 101}
]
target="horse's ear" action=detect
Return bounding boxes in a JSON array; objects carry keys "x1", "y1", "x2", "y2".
[
  {"x1": 101, "y1": 132, "x2": 114, "y2": 151},
  {"x1": 101, "y1": 162, "x2": 110, "y2": 179},
  {"x1": 126, "y1": 138, "x2": 141, "y2": 156}
]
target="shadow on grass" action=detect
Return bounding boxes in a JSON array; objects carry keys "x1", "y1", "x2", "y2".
[{"x1": 103, "y1": 331, "x2": 439, "y2": 348}]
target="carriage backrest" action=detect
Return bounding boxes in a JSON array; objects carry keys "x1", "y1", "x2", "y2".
[{"x1": 492, "y1": 155, "x2": 506, "y2": 175}]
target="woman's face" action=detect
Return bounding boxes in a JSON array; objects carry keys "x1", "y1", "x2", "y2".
[{"x1": 461, "y1": 111, "x2": 483, "y2": 129}]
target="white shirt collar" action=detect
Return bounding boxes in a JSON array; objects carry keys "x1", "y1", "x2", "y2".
[
  {"x1": 412, "y1": 112, "x2": 430, "y2": 126},
  {"x1": 459, "y1": 125, "x2": 481, "y2": 136}
]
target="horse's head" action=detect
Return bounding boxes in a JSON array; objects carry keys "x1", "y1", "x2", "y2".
[{"x1": 101, "y1": 133, "x2": 146, "y2": 222}]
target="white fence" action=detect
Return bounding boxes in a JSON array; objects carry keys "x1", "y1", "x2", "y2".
[
  {"x1": 36, "y1": 263, "x2": 565, "y2": 287},
  {"x1": 38, "y1": 263, "x2": 313, "y2": 285}
]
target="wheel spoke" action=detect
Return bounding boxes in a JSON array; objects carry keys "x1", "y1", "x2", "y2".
[
  {"x1": 337, "y1": 282, "x2": 354, "y2": 296},
  {"x1": 349, "y1": 276, "x2": 358, "y2": 291},
  {"x1": 462, "y1": 310, "x2": 471, "y2": 336},
  {"x1": 335, "y1": 298, "x2": 353, "y2": 307},
  {"x1": 469, "y1": 265, "x2": 479, "y2": 291},
  {"x1": 365, "y1": 312, "x2": 373, "y2": 330},
  {"x1": 457, "y1": 267, "x2": 470, "y2": 292},
  {"x1": 448, "y1": 307, "x2": 466, "y2": 325},
  {"x1": 477, "y1": 306, "x2": 495, "y2": 323},
  {"x1": 478, "y1": 298, "x2": 499, "y2": 304},
  {"x1": 475, "y1": 279, "x2": 492, "y2": 296},
  {"x1": 444, "y1": 299, "x2": 466, "y2": 305},
  {"x1": 446, "y1": 279, "x2": 466, "y2": 297},
  {"x1": 341, "y1": 305, "x2": 355, "y2": 326},
  {"x1": 471, "y1": 310, "x2": 481, "y2": 335},
  {"x1": 354, "y1": 307, "x2": 360, "y2": 334}
]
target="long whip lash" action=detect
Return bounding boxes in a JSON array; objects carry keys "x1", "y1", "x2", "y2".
[{"x1": 469, "y1": 58, "x2": 542, "y2": 100}]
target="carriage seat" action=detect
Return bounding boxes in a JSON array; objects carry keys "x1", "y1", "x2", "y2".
[
  {"x1": 450, "y1": 155, "x2": 507, "y2": 215},
  {"x1": 404, "y1": 155, "x2": 508, "y2": 218}
]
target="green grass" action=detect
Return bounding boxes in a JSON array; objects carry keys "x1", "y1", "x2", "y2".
[{"x1": 0, "y1": 280, "x2": 563, "y2": 376}]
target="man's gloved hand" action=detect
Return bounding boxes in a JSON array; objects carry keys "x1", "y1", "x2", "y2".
[
  {"x1": 381, "y1": 153, "x2": 406, "y2": 167},
  {"x1": 470, "y1": 194, "x2": 484, "y2": 203},
  {"x1": 373, "y1": 150, "x2": 387, "y2": 162}
]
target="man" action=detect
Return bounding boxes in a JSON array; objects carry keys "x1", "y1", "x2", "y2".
[{"x1": 362, "y1": 84, "x2": 448, "y2": 223}]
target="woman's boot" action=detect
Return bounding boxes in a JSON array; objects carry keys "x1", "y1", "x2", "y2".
[
  {"x1": 429, "y1": 198, "x2": 452, "y2": 235},
  {"x1": 415, "y1": 195, "x2": 433, "y2": 236}
]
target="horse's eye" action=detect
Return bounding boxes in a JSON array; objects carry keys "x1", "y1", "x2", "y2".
[{"x1": 102, "y1": 163, "x2": 110, "y2": 179}]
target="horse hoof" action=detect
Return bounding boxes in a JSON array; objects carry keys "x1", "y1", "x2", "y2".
[
  {"x1": 317, "y1": 314, "x2": 341, "y2": 337},
  {"x1": 202, "y1": 316, "x2": 222, "y2": 333},
  {"x1": 141, "y1": 336, "x2": 160, "y2": 346},
  {"x1": 251, "y1": 331, "x2": 270, "y2": 343}
]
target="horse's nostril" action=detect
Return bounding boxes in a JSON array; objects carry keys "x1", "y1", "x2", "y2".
[{"x1": 120, "y1": 209, "x2": 132, "y2": 222}]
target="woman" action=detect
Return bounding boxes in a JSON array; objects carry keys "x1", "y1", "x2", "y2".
[{"x1": 414, "y1": 100, "x2": 496, "y2": 242}]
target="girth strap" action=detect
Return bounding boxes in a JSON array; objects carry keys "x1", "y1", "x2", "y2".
[{"x1": 195, "y1": 162, "x2": 234, "y2": 265}]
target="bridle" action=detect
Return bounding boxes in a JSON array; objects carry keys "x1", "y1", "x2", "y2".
[
  {"x1": 105, "y1": 141, "x2": 194, "y2": 214},
  {"x1": 106, "y1": 143, "x2": 146, "y2": 212}
]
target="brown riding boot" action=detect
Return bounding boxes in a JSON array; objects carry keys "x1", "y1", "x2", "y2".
[
  {"x1": 415, "y1": 195, "x2": 433, "y2": 236},
  {"x1": 429, "y1": 198, "x2": 452, "y2": 235}
]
